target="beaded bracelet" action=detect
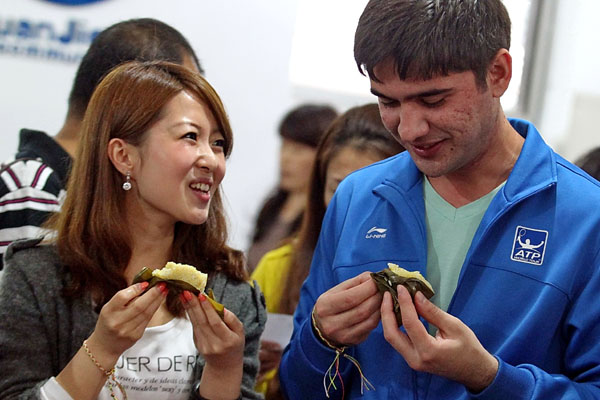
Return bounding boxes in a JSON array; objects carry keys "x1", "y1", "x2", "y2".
[
  {"x1": 311, "y1": 306, "x2": 375, "y2": 398},
  {"x1": 82, "y1": 340, "x2": 128, "y2": 400}
]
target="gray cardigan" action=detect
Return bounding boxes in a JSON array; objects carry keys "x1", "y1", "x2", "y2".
[{"x1": 0, "y1": 239, "x2": 266, "y2": 400}]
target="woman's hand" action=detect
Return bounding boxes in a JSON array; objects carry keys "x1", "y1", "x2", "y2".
[
  {"x1": 56, "y1": 281, "x2": 167, "y2": 400},
  {"x1": 88, "y1": 281, "x2": 168, "y2": 361},
  {"x1": 182, "y1": 290, "x2": 245, "y2": 368},
  {"x1": 257, "y1": 340, "x2": 283, "y2": 382},
  {"x1": 182, "y1": 290, "x2": 245, "y2": 399}
]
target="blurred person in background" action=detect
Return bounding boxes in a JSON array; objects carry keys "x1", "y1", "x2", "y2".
[
  {"x1": 252, "y1": 104, "x2": 404, "y2": 399},
  {"x1": 0, "y1": 18, "x2": 203, "y2": 269},
  {"x1": 246, "y1": 103, "x2": 337, "y2": 272},
  {"x1": 575, "y1": 147, "x2": 600, "y2": 181}
]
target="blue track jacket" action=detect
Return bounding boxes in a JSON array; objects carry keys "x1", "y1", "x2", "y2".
[{"x1": 279, "y1": 119, "x2": 600, "y2": 399}]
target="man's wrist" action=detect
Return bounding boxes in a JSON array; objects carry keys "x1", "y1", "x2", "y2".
[
  {"x1": 465, "y1": 354, "x2": 499, "y2": 393},
  {"x1": 311, "y1": 306, "x2": 345, "y2": 350}
]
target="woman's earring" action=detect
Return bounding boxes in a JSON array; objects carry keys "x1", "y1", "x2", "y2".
[{"x1": 122, "y1": 172, "x2": 132, "y2": 191}]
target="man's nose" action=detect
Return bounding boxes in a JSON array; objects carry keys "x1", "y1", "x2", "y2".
[{"x1": 397, "y1": 105, "x2": 429, "y2": 142}]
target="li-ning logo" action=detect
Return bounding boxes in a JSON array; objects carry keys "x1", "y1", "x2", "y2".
[
  {"x1": 510, "y1": 226, "x2": 548, "y2": 265},
  {"x1": 365, "y1": 226, "x2": 387, "y2": 239}
]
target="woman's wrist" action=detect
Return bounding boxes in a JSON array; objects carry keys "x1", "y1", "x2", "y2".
[
  {"x1": 85, "y1": 332, "x2": 121, "y2": 368},
  {"x1": 82, "y1": 339, "x2": 127, "y2": 400},
  {"x1": 192, "y1": 380, "x2": 242, "y2": 400},
  {"x1": 55, "y1": 337, "x2": 120, "y2": 400},
  {"x1": 196, "y1": 362, "x2": 243, "y2": 400}
]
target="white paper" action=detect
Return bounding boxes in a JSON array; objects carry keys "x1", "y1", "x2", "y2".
[{"x1": 262, "y1": 313, "x2": 294, "y2": 348}]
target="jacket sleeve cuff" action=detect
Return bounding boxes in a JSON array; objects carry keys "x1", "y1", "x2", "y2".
[
  {"x1": 279, "y1": 317, "x2": 343, "y2": 398},
  {"x1": 469, "y1": 357, "x2": 533, "y2": 400},
  {"x1": 298, "y1": 314, "x2": 341, "y2": 371}
]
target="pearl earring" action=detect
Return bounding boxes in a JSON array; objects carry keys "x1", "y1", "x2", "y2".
[{"x1": 122, "y1": 172, "x2": 132, "y2": 191}]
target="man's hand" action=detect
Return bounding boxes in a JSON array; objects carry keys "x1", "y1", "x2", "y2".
[
  {"x1": 381, "y1": 286, "x2": 498, "y2": 392},
  {"x1": 313, "y1": 271, "x2": 383, "y2": 347}
]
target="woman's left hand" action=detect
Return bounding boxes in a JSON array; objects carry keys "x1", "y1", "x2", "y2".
[
  {"x1": 182, "y1": 290, "x2": 245, "y2": 399},
  {"x1": 182, "y1": 290, "x2": 245, "y2": 369}
]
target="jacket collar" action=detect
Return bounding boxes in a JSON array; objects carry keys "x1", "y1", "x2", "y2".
[{"x1": 502, "y1": 118, "x2": 556, "y2": 202}]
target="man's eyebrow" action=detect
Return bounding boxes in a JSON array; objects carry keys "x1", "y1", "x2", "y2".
[
  {"x1": 414, "y1": 88, "x2": 453, "y2": 98},
  {"x1": 370, "y1": 87, "x2": 391, "y2": 99},
  {"x1": 370, "y1": 87, "x2": 453, "y2": 101}
]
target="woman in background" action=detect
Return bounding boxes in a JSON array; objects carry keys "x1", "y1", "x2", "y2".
[
  {"x1": 251, "y1": 103, "x2": 405, "y2": 399},
  {"x1": 246, "y1": 104, "x2": 337, "y2": 272},
  {"x1": 0, "y1": 61, "x2": 265, "y2": 400},
  {"x1": 576, "y1": 147, "x2": 600, "y2": 181}
]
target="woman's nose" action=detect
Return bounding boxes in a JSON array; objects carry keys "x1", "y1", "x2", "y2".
[{"x1": 194, "y1": 145, "x2": 217, "y2": 171}]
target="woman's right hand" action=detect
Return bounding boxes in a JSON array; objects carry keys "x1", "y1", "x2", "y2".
[
  {"x1": 55, "y1": 281, "x2": 168, "y2": 399},
  {"x1": 87, "y1": 281, "x2": 168, "y2": 361}
]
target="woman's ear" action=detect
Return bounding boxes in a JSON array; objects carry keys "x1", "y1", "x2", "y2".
[
  {"x1": 486, "y1": 48, "x2": 512, "y2": 98},
  {"x1": 107, "y1": 138, "x2": 137, "y2": 175}
]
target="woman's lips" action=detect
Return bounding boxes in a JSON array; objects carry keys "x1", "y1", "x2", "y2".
[
  {"x1": 192, "y1": 190, "x2": 211, "y2": 202},
  {"x1": 189, "y1": 182, "x2": 211, "y2": 202}
]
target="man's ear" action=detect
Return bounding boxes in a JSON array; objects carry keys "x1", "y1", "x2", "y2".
[
  {"x1": 107, "y1": 138, "x2": 137, "y2": 175},
  {"x1": 486, "y1": 48, "x2": 512, "y2": 98}
]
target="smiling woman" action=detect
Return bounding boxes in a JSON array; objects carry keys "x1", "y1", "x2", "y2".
[
  {"x1": 0, "y1": 61, "x2": 266, "y2": 400},
  {"x1": 111, "y1": 90, "x2": 227, "y2": 227}
]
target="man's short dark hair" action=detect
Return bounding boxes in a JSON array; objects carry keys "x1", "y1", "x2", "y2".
[
  {"x1": 354, "y1": 0, "x2": 511, "y2": 87},
  {"x1": 68, "y1": 18, "x2": 203, "y2": 118}
]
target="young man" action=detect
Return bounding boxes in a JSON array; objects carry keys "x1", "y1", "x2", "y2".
[
  {"x1": 0, "y1": 18, "x2": 202, "y2": 269},
  {"x1": 279, "y1": 1, "x2": 600, "y2": 398}
]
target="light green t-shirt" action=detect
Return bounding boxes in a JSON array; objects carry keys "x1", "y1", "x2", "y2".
[{"x1": 424, "y1": 177, "x2": 504, "y2": 319}]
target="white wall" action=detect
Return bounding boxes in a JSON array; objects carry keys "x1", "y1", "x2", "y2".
[
  {"x1": 534, "y1": 0, "x2": 600, "y2": 161},
  {"x1": 2, "y1": 0, "x2": 600, "y2": 251}
]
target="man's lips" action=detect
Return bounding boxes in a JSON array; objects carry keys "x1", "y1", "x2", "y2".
[{"x1": 411, "y1": 140, "x2": 444, "y2": 158}]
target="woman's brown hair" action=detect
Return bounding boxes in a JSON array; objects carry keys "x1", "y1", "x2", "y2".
[
  {"x1": 250, "y1": 104, "x2": 338, "y2": 247},
  {"x1": 46, "y1": 61, "x2": 246, "y2": 313},
  {"x1": 278, "y1": 104, "x2": 405, "y2": 314}
]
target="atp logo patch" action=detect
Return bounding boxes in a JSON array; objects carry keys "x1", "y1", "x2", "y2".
[{"x1": 511, "y1": 226, "x2": 548, "y2": 265}]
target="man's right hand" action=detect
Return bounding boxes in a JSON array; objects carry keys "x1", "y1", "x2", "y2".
[{"x1": 312, "y1": 271, "x2": 382, "y2": 347}]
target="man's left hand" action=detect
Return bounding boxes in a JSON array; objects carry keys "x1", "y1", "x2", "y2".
[{"x1": 381, "y1": 286, "x2": 498, "y2": 392}]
